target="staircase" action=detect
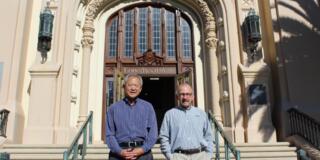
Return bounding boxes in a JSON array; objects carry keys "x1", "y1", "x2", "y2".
[{"x1": 0, "y1": 142, "x2": 298, "y2": 160}]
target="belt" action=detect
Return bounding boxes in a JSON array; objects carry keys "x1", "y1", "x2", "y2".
[
  {"x1": 119, "y1": 141, "x2": 144, "y2": 148},
  {"x1": 174, "y1": 147, "x2": 206, "y2": 155}
]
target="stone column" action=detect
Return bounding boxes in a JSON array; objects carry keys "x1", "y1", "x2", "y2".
[
  {"x1": 77, "y1": 20, "x2": 94, "y2": 125},
  {"x1": 205, "y1": 24, "x2": 222, "y2": 123}
]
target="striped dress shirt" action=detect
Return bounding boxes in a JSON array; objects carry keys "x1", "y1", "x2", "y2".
[
  {"x1": 159, "y1": 106, "x2": 214, "y2": 159},
  {"x1": 106, "y1": 98, "x2": 158, "y2": 154}
]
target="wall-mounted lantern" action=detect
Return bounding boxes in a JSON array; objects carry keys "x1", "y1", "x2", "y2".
[
  {"x1": 0, "y1": 109, "x2": 10, "y2": 137},
  {"x1": 244, "y1": 8, "x2": 261, "y2": 61},
  {"x1": 37, "y1": 3, "x2": 54, "y2": 62}
]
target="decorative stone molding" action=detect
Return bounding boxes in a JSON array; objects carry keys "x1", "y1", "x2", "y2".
[
  {"x1": 71, "y1": 92, "x2": 77, "y2": 104},
  {"x1": 221, "y1": 65, "x2": 227, "y2": 74},
  {"x1": 76, "y1": 20, "x2": 81, "y2": 27},
  {"x1": 217, "y1": 17, "x2": 224, "y2": 28},
  {"x1": 242, "y1": 0, "x2": 254, "y2": 9},
  {"x1": 218, "y1": 40, "x2": 225, "y2": 51},
  {"x1": 136, "y1": 49, "x2": 164, "y2": 66},
  {"x1": 84, "y1": 0, "x2": 218, "y2": 49},
  {"x1": 205, "y1": 37, "x2": 218, "y2": 48},
  {"x1": 222, "y1": 90, "x2": 229, "y2": 99},
  {"x1": 73, "y1": 67, "x2": 79, "y2": 77},
  {"x1": 81, "y1": 21, "x2": 94, "y2": 48},
  {"x1": 81, "y1": 0, "x2": 92, "y2": 5},
  {"x1": 74, "y1": 43, "x2": 81, "y2": 52},
  {"x1": 194, "y1": 0, "x2": 217, "y2": 48}
]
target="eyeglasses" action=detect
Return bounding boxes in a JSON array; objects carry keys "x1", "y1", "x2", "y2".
[{"x1": 178, "y1": 93, "x2": 193, "y2": 96}]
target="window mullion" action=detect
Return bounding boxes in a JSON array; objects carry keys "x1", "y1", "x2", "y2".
[
  {"x1": 176, "y1": 10, "x2": 181, "y2": 59},
  {"x1": 147, "y1": 6, "x2": 152, "y2": 51},
  {"x1": 118, "y1": 10, "x2": 124, "y2": 63},
  {"x1": 133, "y1": 7, "x2": 138, "y2": 59},
  {"x1": 161, "y1": 8, "x2": 165, "y2": 57}
]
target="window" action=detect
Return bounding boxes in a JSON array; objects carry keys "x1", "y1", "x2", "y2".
[
  {"x1": 166, "y1": 10, "x2": 176, "y2": 59},
  {"x1": 181, "y1": 18, "x2": 192, "y2": 59},
  {"x1": 124, "y1": 10, "x2": 134, "y2": 57},
  {"x1": 152, "y1": 8, "x2": 161, "y2": 54},
  {"x1": 108, "y1": 17, "x2": 118, "y2": 58},
  {"x1": 138, "y1": 7, "x2": 148, "y2": 53},
  {"x1": 106, "y1": 77, "x2": 114, "y2": 107},
  {"x1": 106, "y1": 5, "x2": 193, "y2": 62}
]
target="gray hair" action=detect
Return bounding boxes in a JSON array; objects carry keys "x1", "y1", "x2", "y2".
[{"x1": 123, "y1": 74, "x2": 143, "y2": 86}]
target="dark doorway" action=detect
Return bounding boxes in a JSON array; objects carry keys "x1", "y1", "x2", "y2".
[{"x1": 139, "y1": 77, "x2": 175, "y2": 132}]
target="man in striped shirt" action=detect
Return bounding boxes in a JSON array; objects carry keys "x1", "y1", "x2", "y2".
[
  {"x1": 106, "y1": 74, "x2": 158, "y2": 160},
  {"x1": 159, "y1": 83, "x2": 214, "y2": 160}
]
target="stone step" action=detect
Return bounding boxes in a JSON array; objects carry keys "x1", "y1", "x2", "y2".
[{"x1": 0, "y1": 143, "x2": 298, "y2": 160}]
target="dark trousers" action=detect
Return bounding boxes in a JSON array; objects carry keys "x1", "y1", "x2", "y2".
[{"x1": 108, "y1": 150, "x2": 153, "y2": 160}]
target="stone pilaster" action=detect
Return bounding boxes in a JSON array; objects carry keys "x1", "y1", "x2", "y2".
[
  {"x1": 23, "y1": 64, "x2": 61, "y2": 144},
  {"x1": 77, "y1": 19, "x2": 94, "y2": 126}
]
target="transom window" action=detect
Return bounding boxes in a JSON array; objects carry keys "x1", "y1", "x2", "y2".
[{"x1": 105, "y1": 4, "x2": 193, "y2": 62}]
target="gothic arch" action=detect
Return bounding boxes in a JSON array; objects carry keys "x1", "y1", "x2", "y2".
[
  {"x1": 78, "y1": 0, "x2": 231, "y2": 141},
  {"x1": 81, "y1": 0, "x2": 219, "y2": 49}
]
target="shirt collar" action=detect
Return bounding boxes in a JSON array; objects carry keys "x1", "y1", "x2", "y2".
[
  {"x1": 177, "y1": 105, "x2": 193, "y2": 111},
  {"x1": 123, "y1": 97, "x2": 139, "y2": 106}
]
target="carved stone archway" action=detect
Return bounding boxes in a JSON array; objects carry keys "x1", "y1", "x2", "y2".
[{"x1": 78, "y1": 0, "x2": 222, "y2": 126}]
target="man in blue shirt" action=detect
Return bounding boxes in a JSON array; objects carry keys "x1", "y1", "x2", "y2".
[
  {"x1": 159, "y1": 83, "x2": 214, "y2": 160},
  {"x1": 106, "y1": 74, "x2": 158, "y2": 160}
]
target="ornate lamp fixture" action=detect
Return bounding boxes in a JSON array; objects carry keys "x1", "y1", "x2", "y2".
[
  {"x1": 37, "y1": 3, "x2": 54, "y2": 62},
  {"x1": 244, "y1": 8, "x2": 261, "y2": 61},
  {"x1": 0, "y1": 109, "x2": 10, "y2": 137}
]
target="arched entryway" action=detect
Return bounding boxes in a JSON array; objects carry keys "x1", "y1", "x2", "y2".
[
  {"x1": 80, "y1": 0, "x2": 224, "y2": 142},
  {"x1": 101, "y1": 3, "x2": 197, "y2": 140}
]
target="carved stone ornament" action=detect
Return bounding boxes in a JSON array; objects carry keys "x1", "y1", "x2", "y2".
[
  {"x1": 195, "y1": 0, "x2": 218, "y2": 48},
  {"x1": 205, "y1": 37, "x2": 218, "y2": 48},
  {"x1": 136, "y1": 49, "x2": 164, "y2": 66}
]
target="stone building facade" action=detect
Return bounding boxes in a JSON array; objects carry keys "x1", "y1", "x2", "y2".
[{"x1": 0, "y1": 0, "x2": 319, "y2": 145}]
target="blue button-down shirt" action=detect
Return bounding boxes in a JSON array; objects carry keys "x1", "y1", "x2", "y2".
[
  {"x1": 106, "y1": 98, "x2": 158, "y2": 154},
  {"x1": 159, "y1": 106, "x2": 214, "y2": 159}
]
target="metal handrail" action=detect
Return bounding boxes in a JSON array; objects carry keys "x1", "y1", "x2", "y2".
[
  {"x1": 0, "y1": 109, "x2": 10, "y2": 137},
  {"x1": 288, "y1": 108, "x2": 320, "y2": 150},
  {"x1": 63, "y1": 111, "x2": 93, "y2": 160},
  {"x1": 208, "y1": 112, "x2": 241, "y2": 160}
]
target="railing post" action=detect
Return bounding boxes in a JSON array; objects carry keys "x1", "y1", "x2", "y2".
[
  {"x1": 224, "y1": 140, "x2": 230, "y2": 160},
  {"x1": 0, "y1": 152, "x2": 10, "y2": 160},
  {"x1": 63, "y1": 151, "x2": 68, "y2": 160},
  {"x1": 215, "y1": 126, "x2": 220, "y2": 160},
  {"x1": 236, "y1": 150, "x2": 241, "y2": 160},
  {"x1": 89, "y1": 111, "x2": 93, "y2": 144},
  {"x1": 81, "y1": 127, "x2": 87, "y2": 160}
]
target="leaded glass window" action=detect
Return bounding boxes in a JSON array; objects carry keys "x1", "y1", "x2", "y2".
[
  {"x1": 105, "y1": 5, "x2": 193, "y2": 62},
  {"x1": 152, "y1": 8, "x2": 161, "y2": 54},
  {"x1": 108, "y1": 17, "x2": 118, "y2": 58},
  {"x1": 166, "y1": 10, "x2": 176, "y2": 59},
  {"x1": 181, "y1": 18, "x2": 192, "y2": 59},
  {"x1": 124, "y1": 10, "x2": 134, "y2": 57},
  {"x1": 138, "y1": 8, "x2": 148, "y2": 53}
]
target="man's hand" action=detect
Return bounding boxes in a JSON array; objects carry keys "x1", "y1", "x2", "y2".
[
  {"x1": 131, "y1": 147, "x2": 144, "y2": 157},
  {"x1": 120, "y1": 148, "x2": 144, "y2": 160},
  {"x1": 120, "y1": 148, "x2": 135, "y2": 160}
]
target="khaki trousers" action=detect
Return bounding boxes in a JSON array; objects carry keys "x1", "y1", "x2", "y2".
[{"x1": 171, "y1": 151, "x2": 210, "y2": 160}]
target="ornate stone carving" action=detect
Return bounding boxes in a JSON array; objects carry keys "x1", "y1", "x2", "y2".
[
  {"x1": 136, "y1": 49, "x2": 164, "y2": 66},
  {"x1": 83, "y1": 0, "x2": 218, "y2": 49},
  {"x1": 195, "y1": 0, "x2": 217, "y2": 48},
  {"x1": 218, "y1": 40, "x2": 225, "y2": 51},
  {"x1": 205, "y1": 37, "x2": 218, "y2": 48},
  {"x1": 81, "y1": 18, "x2": 95, "y2": 48}
]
